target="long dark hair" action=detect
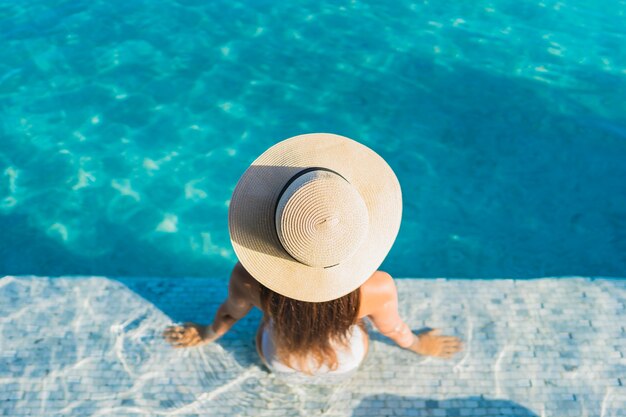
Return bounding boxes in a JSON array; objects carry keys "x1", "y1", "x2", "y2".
[{"x1": 259, "y1": 282, "x2": 365, "y2": 375}]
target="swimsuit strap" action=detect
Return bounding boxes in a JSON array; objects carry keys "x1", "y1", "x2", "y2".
[{"x1": 260, "y1": 321, "x2": 367, "y2": 382}]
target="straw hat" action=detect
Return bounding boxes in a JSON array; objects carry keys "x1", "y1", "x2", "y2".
[{"x1": 228, "y1": 133, "x2": 402, "y2": 302}]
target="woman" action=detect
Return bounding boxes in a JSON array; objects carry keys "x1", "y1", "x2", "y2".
[{"x1": 164, "y1": 133, "x2": 462, "y2": 381}]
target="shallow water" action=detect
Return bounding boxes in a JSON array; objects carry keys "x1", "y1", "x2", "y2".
[
  {"x1": 2, "y1": 275, "x2": 625, "y2": 416},
  {"x1": 1, "y1": 0, "x2": 626, "y2": 279}
]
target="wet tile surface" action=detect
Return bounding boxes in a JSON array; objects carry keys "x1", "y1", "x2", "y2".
[{"x1": 1, "y1": 276, "x2": 625, "y2": 416}]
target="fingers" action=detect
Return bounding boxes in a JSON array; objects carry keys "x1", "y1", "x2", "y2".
[
  {"x1": 443, "y1": 343, "x2": 462, "y2": 353},
  {"x1": 440, "y1": 340, "x2": 463, "y2": 358},
  {"x1": 172, "y1": 335, "x2": 202, "y2": 348},
  {"x1": 423, "y1": 331, "x2": 463, "y2": 358},
  {"x1": 441, "y1": 338, "x2": 463, "y2": 350},
  {"x1": 163, "y1": 325, "x2": 185, "y2": 341},
  {"x1": 442, "y1": 338, "x2": 462, "y2": 348},
  {"x1": 163, "y1": 324, "x2": 202, "y2": 348},
  {"x1": 171, "y1": 332, "x2": 201, "y2": 348}
]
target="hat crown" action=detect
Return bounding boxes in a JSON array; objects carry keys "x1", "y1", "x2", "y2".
[{"x1": 275, "y1": 170, "x2": 369, "y2": 268}]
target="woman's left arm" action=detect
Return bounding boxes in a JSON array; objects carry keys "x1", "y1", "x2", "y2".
[{"x1": 163, "y1": 262, "x2": 255, "y2": 348}]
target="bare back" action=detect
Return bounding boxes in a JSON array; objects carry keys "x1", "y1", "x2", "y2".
[
  {"x1": 165, "y1": 262, "x2": 462, "y2": 358},
  {"x1": 231, "y1": 262, "x2": 399, "y2": 323}
]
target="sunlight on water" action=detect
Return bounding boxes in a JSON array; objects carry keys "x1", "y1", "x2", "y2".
[
  {"x1": 0, "y1": 277, "x2": 374, "y2": 416},
  {"x1": 156, "y1": 214, "x2": 178, "y2": 233},
  {"x1": 0, "y1": 3, "x2": 624, "y2": 415},
  {"x1": 0, "y1": 0, "x2": 625, "y2": 279},
  {"x1": 2, "y1": 276, "x2": 625, "y2": 416}
]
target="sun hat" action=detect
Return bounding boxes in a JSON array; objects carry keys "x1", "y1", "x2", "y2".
[{"x1": 228, "y1": 133, "x2": 402, "y2": 302}]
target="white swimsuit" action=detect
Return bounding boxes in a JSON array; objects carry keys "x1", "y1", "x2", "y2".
[{"x1": 260, "y1": 320, "x2": 368, "y2": 384}]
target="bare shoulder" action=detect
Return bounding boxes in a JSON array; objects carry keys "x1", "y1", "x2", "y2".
[
  {"x1": 361, "y1": 270, "x2": 396, "y2": 295},
  {"x1": 358, "y1": 270, "x2": 397, "y2": 318},
  {"x1": 230, "y1": 261, "x2": 262, "y2": 308}
]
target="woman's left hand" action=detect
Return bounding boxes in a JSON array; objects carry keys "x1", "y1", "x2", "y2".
[
  {"x1": 408, "y1": 329, "x2": 463, "y2": 358},
  {"x1": 163, "y1": 323, "x2": 219, "y2": 348}
]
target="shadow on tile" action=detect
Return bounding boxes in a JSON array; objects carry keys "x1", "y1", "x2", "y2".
[{"x1": 352, "y1": 394, "x2": 537, "y2": 417}]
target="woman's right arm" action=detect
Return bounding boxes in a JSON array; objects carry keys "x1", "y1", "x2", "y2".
[
  {"x1": 365, "y1": 272, "x2": 463, "y2": 358},
  {"x1": 163, "y1": 262, "x2": 256, "y2": 348}
]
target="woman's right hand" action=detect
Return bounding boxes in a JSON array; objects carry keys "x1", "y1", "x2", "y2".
[
  {"x1": 162, "y1": 323, "x2": 220, "y2": 348},
  {"x1": 408, "y1": 329, "x2": 463, "y2": 358}
]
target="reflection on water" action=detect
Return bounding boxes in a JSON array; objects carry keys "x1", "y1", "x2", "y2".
[
  {"x1": 1, "y1": 0, "x2": 625, "y2": 278},
  {"x1": 2, "y1": 276, "x2": 625, "y2": 416}
]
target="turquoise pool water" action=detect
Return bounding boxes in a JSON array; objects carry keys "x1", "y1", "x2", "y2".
[{"x1": 1, "y1": 0, "x2": 625, "y2": 279}]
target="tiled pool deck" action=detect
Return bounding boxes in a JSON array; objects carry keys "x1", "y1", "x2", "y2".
[{"x1": 1, "y1": 276, "x2": 625, "y2": 416}]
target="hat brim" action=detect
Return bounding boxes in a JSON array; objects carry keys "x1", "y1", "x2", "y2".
[{"x1": 228, "y1": 133, "x2": 402, "y2": 302}]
